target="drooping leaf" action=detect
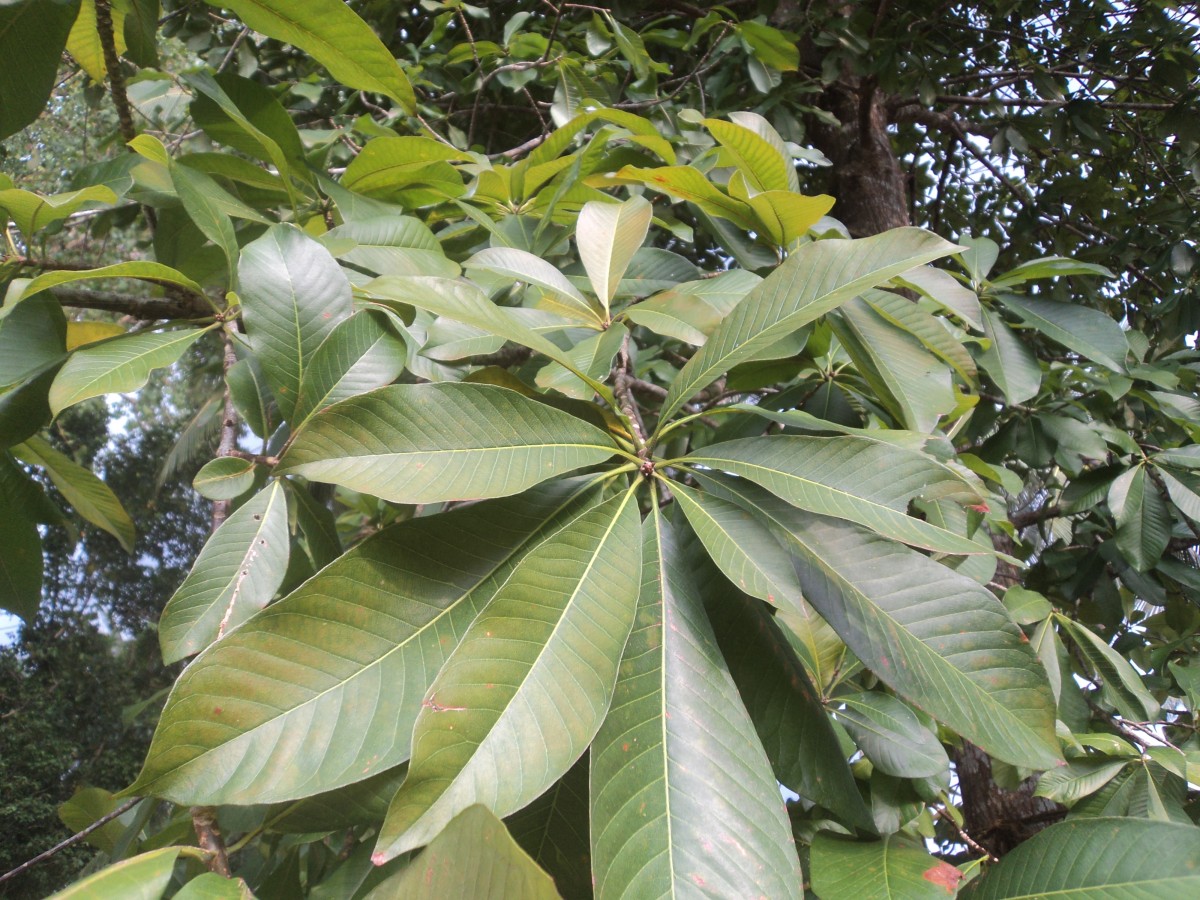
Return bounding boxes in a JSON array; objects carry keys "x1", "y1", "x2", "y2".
[
  {"x1": 1035, "y1": 758, "x2": 1130, "y2": 807},
  {"x1": 588, "y1": 503, "x2": 804, "y2": 899},
  {"x1": 202, "y1": 0, "x2": 415, "y2": 111},
  {"x1": 14, "y1": 434, "x2": 135, "y2": 551},
  {"x1": 833, "y1": 692, "x2": 950, "y2": 779},
  {"x1": 364, "y1": 806, "x2": 559, "y2": 899},
  {"x1": 239, "y1": 224, "x2": 354, "y2": 421},
  {"x1": 1108, "y1": 466, "x2": 1171, "y2": 572},
  {"x1": 127, "y1": 479, "x2": 602, "y2": 804},
  {"x1": 293, "y1": 310, "x2": 406, "y2": 424},
  {"x1": 702, "y1": 582, "x2": 874, "y2": 830},
  {"x1": 321, "y1": 215, "x2": 458, "y2": 279},
  {"x1": 701, "y1": 476, "x2": 1061, "y2": 770},
  {"x1": 978, "y1": 306, "x2": 1041, "y2": 404},
  {"x1": 0, "y1": 0, "x2": 81, "y2": 140},
  {"x1": 657, "y1": 228, "x2": 962, "y2": 424},
  {"x1": 48, "y1": 327, "x2": 212, "y2": 417},
  {"x1": 811, "y1": 832, "x2": 963, "y2": 900},
  {"x1": 1057, "y1": 616, "x2": 1160, "y2": 721},
  {"x1": 278, "y1": 383, "x2": 620, "y2": 504},
  {"x1": 158, "y1": 480, "x2": 290, "y2": 664},
  {"x1": 0, "y1": 183, "x2": 117, "y2": 236},
  {"x1": 961, "y1": 817, "x2": 1200, "y2": 899},
  {"x1": 0, "y1": 497, "x2": 42, "y2": 622},
  {"x1": 19, "y1": 261, "x2": 207, "y2": 303},
  {"x1": 375, "y1": 490, "x2": 641, "y2": 861},
  {"x1": 683, "y1": 435, "x2": 993, "y2": 557},
  {"x1": 576, "y1": 196, "x2": 652, "y2": 312},
  {"x1": 46, "y1": 847, "x2": 183, "y2": 900},
  {"x1": 0, "y1": 293, "x2": 66, "y2": 389}
]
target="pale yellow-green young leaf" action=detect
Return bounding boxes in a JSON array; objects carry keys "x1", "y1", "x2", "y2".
[
  {"x1": 464, "y1": 246, "x2": 602, "y2": 326},
  {"x1": 66, "y1": 0, "x2": 127, "y2": 83},
  {"x1": 46, "y1": 848, "x2": 184, "y2": 900},
  {"x1": 18, "y1": 261, "x2": 207, "y2": 302},
  {"x1": 0, "y1": 184, "x2": 118, "y2": 237},
  {"x1": 65, "y1": 321, "x2": 125, "y2": 350},
  {"x1": 577, "y1": 196, "x2": 652, "y2": 312}
]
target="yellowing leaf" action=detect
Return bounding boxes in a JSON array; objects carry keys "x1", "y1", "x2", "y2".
[{"x1": 65, "y1": 321, "x2": 125, "y2": 350}]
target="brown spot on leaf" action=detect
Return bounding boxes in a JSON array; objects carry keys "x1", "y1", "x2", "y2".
[{"x1": 923, "y1": 862, "x2": 963, "y2": 893}]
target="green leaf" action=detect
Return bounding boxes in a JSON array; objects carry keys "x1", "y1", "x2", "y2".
[
  {"x1": 0, "y1": 293, "x2": 66, "y2": 389},
  {"x1": 978, "y1": 306, "x2": 1041, "y2": 404},
  {"x1": 576, "y1": 196, "x2": 652, "y2": 312},
  {"x1": 226, "y1": 355, "x2": 277, "y2": 440},
  {"x1": 894, "y1": 265, "x2": 983, "y2": 330},
  {"x1": 534, "y1": 323, "x2": 626, "y2": 400},
  {"x1": 739, "y1": 21, "x2": 799, "y2": 71},
  {"x1": 278, "y1": 383, "x2": 619, "y2": 504},
  {"x1": 58, "y1": 787, "x2": 128, "y2": 855},
  {"x1": 67, "y1": 0, "x2": 126, "y2": 82},
  {"x1": 1035, "y1": 758, "x2": 1130, "y2": 806},
  {"x1": 158, "y1": 481, "x2": 290, "y2": 664},
  {"x1": 267, "y1": 764, "x2": 407, "y2": 833},
  {"x1": 465, "y1": 246, "x2": 601, "y2": 326},
  {"x1": 615, "y1": 164, "x2": 756, "y2": 229},
  {"x1": 19, "y1": 261, "x2": 207, "y2": 303},
  {"x1": 364, "y1": 806, "x2": 559, "y2": 899},
  {"x1": 589, "y1": 503, "x2": 804, "y2": 899},
  {"x1": 362, "y1": 275, "x2": 613, "y2": 399},
  {"x1": 961, "y1": 817, "x2": 1200, "y2": 899},
  {"x1": 48, "y1": 327, "x2": 211, "y2": 417},
  {"x1": 0, "y1": 0, "x2": 80, "y2": 140},
  {"x1": 671, "y1": 481, "x2": 805, "y2": 611},
  {"x1": 1057, "y1": 616, "x2": 1160, "y2": 721},
  {"x1": 173, "y1": 873, "x2": 255, "y2": 900},
  {"x1": 1158, "y1": 467, "x2": 1200, "y2": 523},
  {"x1": 239, "y1": 224, "x2": 354, "y2": 421},
  {"x1": 192, "y1": 457, "x2": 257, "y2": 501},
  {"x1": 704, "y1": 116, "x2": 796, "y2": 193},
  {"x1": 0, "y1": 183, "x2": 117, "y2": 236},
  {"x1": 127, "y1": 479, "x2": 602, "y2": 804},
  {"x1": 989, "y1": 256, "x2": 1114, "y2": 288},
  {"x1": 1109, "y1": 466, "x2": 1171, "y2": 572},
  {"x1": 202, "y1": 0, "x2": 415, "y2": 112},
  {"x1": 834, "y1": 692, "x2": 950, "y2": 779},
  {"x1": 293, "y1": 310, "x2": 406, "y2": 425},
  {"x1": 864, "y1": 288, "x2": 977, "y2": 382},
  {"x1": 46, "y1": 847, "x2": 183, "y2": 900},
  {"x1": 14, "y1": 434, "x2": 135, "y2": 552},
  {"x1": 703, "y1": 585, "x2": 874, "y2": 831},
  {"x1": 657, "y1": 228, "x2": 962, "y2": 424},
  {"x1": 505, "y1": 755, "x2": 593, "y2": 900},
  {"x1": 700, "y1": 477, "x2": 1060, "y2": 770},
  {"x1": 997, "y1": 293, "x2": 1128, "y2": 372},
  {"x1": 622, "y1": 269, "x2": 760, "y2": 345},
  {"x1": 684, "y1": 435, "x2": 993, "y2": 557},
  {"x1": 811, "y1": 833, "x2": 963, "y2": 900},
  {"x1": 170, "y1": 162, "x2": 242, "y2": 287},
  {"x1": 0, "y1": 498, "x2": 42, "y2": 622},
  {"x1": 1003, "y1": 586, "x2": 1053, "y2": 625},
  {"x1": 321, "y1": 215, "x2": 458, "y2": 279},
  {"x1": 375, "y1": 489, "x2": 642, "y2": 860}
]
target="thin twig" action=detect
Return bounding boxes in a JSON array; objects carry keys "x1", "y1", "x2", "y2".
[{"x1": 0, "y1": 798, "x2": 141, "y2": 887}]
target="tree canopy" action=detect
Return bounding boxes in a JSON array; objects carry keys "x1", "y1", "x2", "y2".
[{"x1": 1, "y1": 1, "x2": 1200, "y2": 897}]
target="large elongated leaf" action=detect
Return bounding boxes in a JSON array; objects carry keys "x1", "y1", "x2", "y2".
[
  {"x1": 962, "y1": 817, "x2": 1200, "y2": 899},
  {"x1": 364, "y1": 806, "x2": 559, "y2": 900},
  {"x1": 811, "y1": 833, "x2": 963, "y2": 900},
  {"x1": 577, "y1": 196, "x2": 652, "y2": 313},
  {"x1": 14, "y1": 435, "x2": 135, "y2": 551},
  {"x1": 0, "y1": 293, "x2": 66, "y2": 389},
  {"x1": 127, "y1": 480, "x2": 603, "y2": 804},
  {"x1": 978, "y1": 305, "x2": 1042, "y2": 404},
  {"x1": 171, "y1": 162, "x2": 241, "y2": 286},
  {"x1": 465, "y1": 246, "x2": 601, "y2": 326},
  {"x1": 1057, "y1": 616, "x2": 1160, "y2": 721},
  {"x1": 278, "y1": 383, "x2": 620, "y2": 504},
  {"x1": 997, "y1": 293, "x2": 1128, "y2": 372},
  {"x1": 239, "y1": 224, "x2": 354, "y2": 421},
  {"x1": 701, "y1": 476, "x2": 1061, "y2": 770},
  {"x1": 656, "y1": 228, "x2": 962, "y2": 424},
  {"x1": 158, "y1": 481, "x2": 290, "y2": 664},
  {"x1": 1109, "y1": 466, "x2": 1171, "y2": 572},
  {"x1": 375, "y1": 490, "x2": 642, "y2": 860},
  {"x1": 293, "y1": 310, "x2": 406, "y2": 424},
  {"x1": 321, "y1": 215, "x2": 458, "y2": 279},
  {"x1": 0, "y1": 0, "x2": 80, "y2": 140},
  {"x1": 588, "y1": 504, "x2": 803, "y2": 899},
  {"x1": 48, "y1": 327, "x2": 211, "y2": 416},
  {"x1": 19, "y1": 261, "x2": 206, "y2": 302},
  {"x1": 684, "y1": 435, "x2": 992, "y2": 557},
  {"x1": 833, "y1": 692, "x2": 950, "y2": 779},
  {"x1": 505, "y1": 754, "x2": 592, "y2": 900},
  {"x1": 0, "y1": 495, "x2": 42, "y2": 622},
  {"x1": 203, "y1": 0, "x2": 414, "y2": 111}
]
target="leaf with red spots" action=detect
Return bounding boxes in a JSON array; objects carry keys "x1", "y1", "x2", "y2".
[{"x1": 812, "y1": 832, "x2": 962, "y2": 899}]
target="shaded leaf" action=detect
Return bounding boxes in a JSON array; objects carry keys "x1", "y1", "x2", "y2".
[
  {"x1": 0, "y1": 0, "x2": 80, "y2": 140},
  {"x1": 1057, "y1": 616, "x2": 1160, "y2": 721},
  {"x1": 811, "y1": 832, "x2": 963, "y2": 900},
  {"x1": 293, "y1": 310, "x2": 406, "y2": 424},
  {"x1": 998, "y1": 293, "x2": 1128, "y2": 372},
  {"x1": 834, "y1": 692, "x2": 950, "y2": 779},
  {"x1": 46, "y1": 848, "x2": 182, "y2": 900},
  {"x1": 506, "y1": 754, "x2": 593, "y2": 900}
]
